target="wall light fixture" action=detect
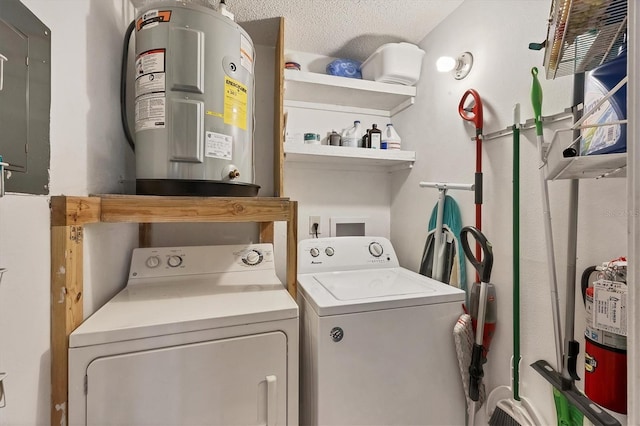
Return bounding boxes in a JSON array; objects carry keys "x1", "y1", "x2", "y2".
[{"x1": 436, "y1": 52, "x2": 473, "y2": 80}]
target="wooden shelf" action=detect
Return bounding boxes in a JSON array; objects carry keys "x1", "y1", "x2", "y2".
[
  {"x1": 50, "y1": 195, "x2": 298, "y2": 426},
  {"x1": 284, "y1": 69, "x2": 416, "y2": 115},
  {"x1": 284, "y1": 142, "x2": 415, "y2": 170}
]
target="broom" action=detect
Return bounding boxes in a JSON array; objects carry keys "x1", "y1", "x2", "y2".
[{"x1": 487, "y1": 105, "x2": 541, "y2": 426}]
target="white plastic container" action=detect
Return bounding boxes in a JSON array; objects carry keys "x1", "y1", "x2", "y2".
[
  {"x1": 361, "y1": 42, "x2": 425, "y2": 86},
  {"x1": 382, "y1": 123, "x2": 401, "y2": 150},
  {"x1": 342, "y1": 121, "x2": 364, "y2": 148}
]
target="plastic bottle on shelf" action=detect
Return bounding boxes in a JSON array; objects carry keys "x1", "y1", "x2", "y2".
[
  {"x1": 341, "y1": 120, "x2": 363, "y2": 148},
  {"x1": 382, "y1": 123, "x2": 401, "y2": 150}
]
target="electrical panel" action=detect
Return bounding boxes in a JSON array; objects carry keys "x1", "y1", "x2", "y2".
[{"x1": 0, "y1": 0, "x2": 50, "y2": 195}]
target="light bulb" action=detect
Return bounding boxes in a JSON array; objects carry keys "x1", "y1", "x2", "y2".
[{"x1": 436, "y1": 56, "x2": 457, "y2": 72}]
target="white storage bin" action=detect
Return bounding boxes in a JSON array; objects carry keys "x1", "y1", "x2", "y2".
[{"x1": 361, "y1": 42, "x2": 425, "y2": 86}]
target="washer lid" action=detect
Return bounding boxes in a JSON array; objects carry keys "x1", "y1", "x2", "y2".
[
  {"x1": 69, "y1": 277, "x2": 298, "y2": 348},
  {"x1": 298, "y1": 267, "x2": 465, "y2": 316},
  {"x1": 316, "y1": 269, "x2": 436, "y2": 300}
]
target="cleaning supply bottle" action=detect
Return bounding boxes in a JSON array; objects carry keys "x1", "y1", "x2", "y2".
[
  {"x1": 362, "y1": 130, "x2": 370, "y2": 149},
  {"x1": 382, "y1": 123, "x2": 401, "y2": 150},
  {"x1": 369, "y1": 124, "x2": 382, "y2": 149},
  {"x1": 341, "y1": 120, "x2": 363, "y2": 148}
]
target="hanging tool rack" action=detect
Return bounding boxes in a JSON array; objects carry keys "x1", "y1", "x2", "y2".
[
  {"x1": 418, "y1": 181, "x2": 475, "y2": 283},
  {"x1": 530, "y1": 1, "x2": 628, "y2": 425}
]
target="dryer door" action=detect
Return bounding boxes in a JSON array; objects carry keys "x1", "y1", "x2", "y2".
[{"x1": 85, "y1": 332, "x2": 287, "y2": 425}]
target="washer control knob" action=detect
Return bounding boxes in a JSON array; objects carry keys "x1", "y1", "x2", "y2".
[
  {"x1": 310, "y1": 248, "x2": 320, "y2": 258},
  {"x1": 243, "y1": 250, "x2": 263, "y2": 266},
  {"x1": 145, "y1": 256, "x2": 160, "y2": 268},
  {"x1": 369, "y1": 242, "x2": 384, "y2": 257},
  {"x1": 167, "y1": 255, "x2": 183, "y2": 268},
  {"x1": 325, "y1": 247, "x2": 335, "y2": 257}
]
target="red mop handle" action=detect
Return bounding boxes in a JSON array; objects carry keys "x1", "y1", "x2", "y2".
[{"x1": 475, "y1": 135, "x2": 483, "y2": 281}]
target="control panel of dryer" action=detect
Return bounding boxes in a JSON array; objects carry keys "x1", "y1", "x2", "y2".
[
  {"x1": 128, "y1": 244, "x2": 275, "y2": 280},
  {"x1": 298, "y1": 237, "x2": 399, "y2": 274}
]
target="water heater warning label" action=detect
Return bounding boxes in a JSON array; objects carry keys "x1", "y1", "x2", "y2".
[
  {"x1": 224, "y1": 77, "x2": 247, "y2": 130},
  {"x1": 135, "y1": 49, "x2": 166, "y2": 131},
  {"x1": 136, "y1": 73, "x2": 165, "y2": 98},
  {"x1": 136, "y1": 10, "x2": 172, "y2": 31},
  {"x1": 205, "y1": 132, "x2": 232, "y2": 160},
  {"x1": 135, "y1": 93, "x2": 166, "y2": 131},
  {"x1": 136, "y1": 49, "x2": 165, "y2": 80}
]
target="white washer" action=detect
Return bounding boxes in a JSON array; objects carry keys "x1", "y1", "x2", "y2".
[
  {"x1": 297, "y1": 237, "x2": 466, "y2": 426},
  {"x1": 69, "y1": 244, "x2": 298, "y2": 426}
]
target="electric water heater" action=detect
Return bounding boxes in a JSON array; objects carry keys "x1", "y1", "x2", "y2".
[{"x1": 128, "y1": 0, "x2": 259, "y2": 196}]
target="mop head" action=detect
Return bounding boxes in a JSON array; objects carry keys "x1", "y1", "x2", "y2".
[{"x1": 453, "y1": 314, "x2": 485, "y2": 415}]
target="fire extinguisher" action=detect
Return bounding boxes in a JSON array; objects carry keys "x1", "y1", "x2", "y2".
[{"x1": 582, "y1": 261, "x2": 627, "y2": 415}]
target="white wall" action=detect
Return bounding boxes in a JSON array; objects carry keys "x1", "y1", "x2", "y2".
[
  {"x1": 0, "y1": 1, "x2": 138, "y2": 424},
  {"x1": 0, "y1": 4, "x2": 279, "y2": 423},
  {"x1": 391, "y1": 1, "x2": 627, "y2": 424},
  {"x1": 0, "y1": 1, "x2": 629, "y2": 425},
  {"x1": 282, "y1": 50, "x2": 395, "y2": 241}
]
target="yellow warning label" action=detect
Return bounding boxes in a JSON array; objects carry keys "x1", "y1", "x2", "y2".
[
  {"x1": 206, "y1": 110, "x2": 223, "y2": 118},
  {"x1": 224, "y1": 77, "x2": 248, "y2": 130}
]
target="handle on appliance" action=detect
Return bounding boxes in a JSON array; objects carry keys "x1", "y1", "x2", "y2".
[
  {"x1": 0, "y1": 156, "x2": 7, "y2": 198},
  {"x1": 0, "y1": 54, "x2": 7, "y2": 91},
  {"x1": 0, "y1": 372, "x2": 6, "y2": 408},
  {"x1": 266, "y1": 375, "x2": 277, "y2": 426}
]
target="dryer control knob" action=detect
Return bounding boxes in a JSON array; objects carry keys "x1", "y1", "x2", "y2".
[
  {"x1": 310, "y1": 248, "x2": 320, "y2": 258},
  {"x1": 369, "y1": 242, "x2": 384, "y2": 257},
  {"x1": 325, "y1": 247, "x2": 335, "y2": 257},
  {"x1": 243, "y1": 250, "x2": 263, "y2": 266},
  {"x1": 167, "y1": 255, "x2": 183, "y2": 268},
  {"x1": 145, "y1": 256, "x2": 161, "y2": 268}
]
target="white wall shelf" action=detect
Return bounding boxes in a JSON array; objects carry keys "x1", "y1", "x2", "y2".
[
  {"x1": 284, "y1": 69, "x2": 416, "y2": 115},
  {"x1": 546, "y1": 152, "x2": 626, "y2": 180},
  {"x1": 284, "y1": 142, "x2": 415, "y2": 171}
]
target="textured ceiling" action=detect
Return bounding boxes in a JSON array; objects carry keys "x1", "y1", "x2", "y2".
[{"x1": 232, "y1": 0, "x2": 464, "y2": 62}]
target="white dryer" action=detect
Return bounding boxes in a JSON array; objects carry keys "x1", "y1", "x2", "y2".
[
  {"x1": 297, "y1": 237, "x2": 466, "y2": 426},
  {"x1": 69, "y1": 244, "x2": 298, "y2": 426}
]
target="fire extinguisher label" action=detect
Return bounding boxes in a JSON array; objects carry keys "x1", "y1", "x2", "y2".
[
  {"x1": 593, "y1": 279, "x2": 627, "y2": 336},
  {"x1": 224, "y1": 77, "x2": 247, "y2": 131}
]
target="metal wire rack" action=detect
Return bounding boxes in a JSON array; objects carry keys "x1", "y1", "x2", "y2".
[{"x1": 544, "y1": 0, "x2": 627, "y2": 79}]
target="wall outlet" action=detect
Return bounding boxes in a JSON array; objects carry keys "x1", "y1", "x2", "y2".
[{"x1": 309, "y1": 216, "x2": 321, "y2": 236}]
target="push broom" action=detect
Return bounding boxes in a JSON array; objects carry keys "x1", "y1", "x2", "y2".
[{"x1": 486, "y1": 105, "x2": 541, "y2": 426}]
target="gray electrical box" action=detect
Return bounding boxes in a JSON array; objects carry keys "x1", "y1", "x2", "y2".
[{"x1": 0, "y1": 0, "x2": 50, "y2": 195}]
